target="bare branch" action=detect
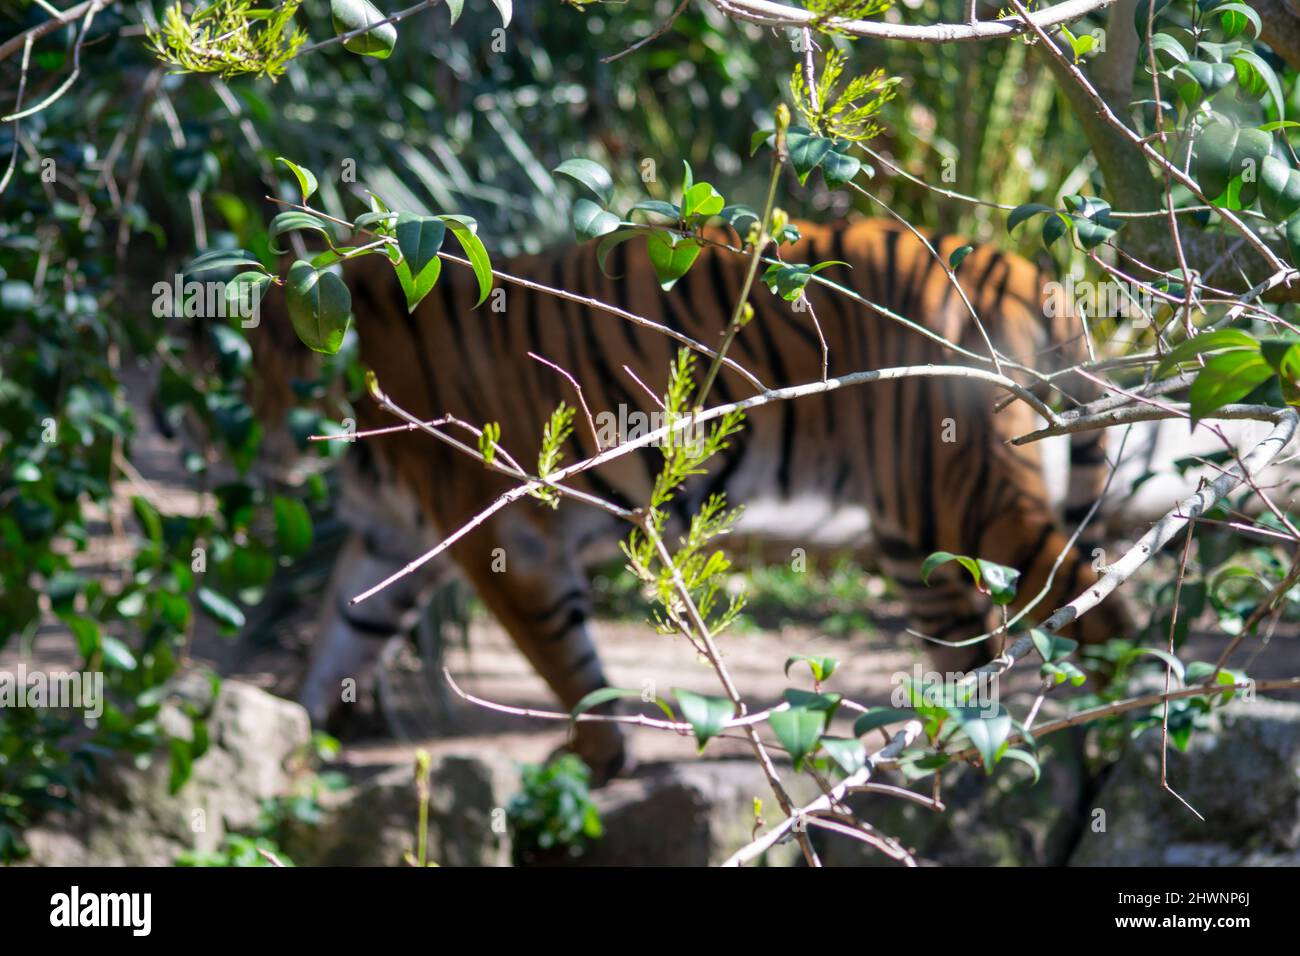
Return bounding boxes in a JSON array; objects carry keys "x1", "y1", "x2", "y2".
[
  {"x1": 722, "y1": 719, "x2": 923, "y2": 867},
  {"x1": 706, "y1": 0, "x2": 1117, "y2": 43}
]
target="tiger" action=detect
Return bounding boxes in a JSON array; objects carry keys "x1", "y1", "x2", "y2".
[{"x1": 250, "y1": 216, "x2": 1133, "y2": 781}]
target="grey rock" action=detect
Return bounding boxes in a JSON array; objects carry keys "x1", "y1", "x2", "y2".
[
  {"x1": 284, "y1": 753, "x2": 519, "y2": 867},
  {"x1": 24, "y1": 674, "x2": 310, "y2": 866},
  {"x1": 1070, "y1": 696, "x2": 1300, "y2": 866},
  {"x1": 573, "y1": 760, "x2": 819, "y2": 867}
]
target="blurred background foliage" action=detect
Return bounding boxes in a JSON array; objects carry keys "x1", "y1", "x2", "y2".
[{"x1": 0, "y1": 0, "x2": 1106, "y2": 859}]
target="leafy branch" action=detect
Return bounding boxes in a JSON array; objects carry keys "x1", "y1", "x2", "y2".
[{"x1": 147, "y1": 0, "x2": 307, "y2": 80}]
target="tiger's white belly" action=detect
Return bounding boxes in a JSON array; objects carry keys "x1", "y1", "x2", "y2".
[
  {"x1": 731, "y1": 497, "x2": 872, "y2": 551},
  {"x1": 1048, "y1": 418, "x2": 1296, "y2": 530}
]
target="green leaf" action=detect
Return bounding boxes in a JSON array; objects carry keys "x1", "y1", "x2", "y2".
[
  {"x1": 786, "y1": 130, "x2": 835, "y2": 186},
  {"x1": 273, "y1": 496, "x2": 313, "y2": 558},
  {"x1": 646, "y1": 232, "x2": 701, "y2": 291},
  {"x1": 920, "y1": 548, "x2": 1019, "y2": 600},
  {"x1": 275, "y1": 157, "x2": 318, "y2": 202},
  {"x1": 1072, "y1": 216, "x2": 1119, "y2": 250},
  {"x1": 572, "y1": 198, "x2": 622, "y2": 242},
  {"x1": 393, "y1": 255, "x2": 441, "y2": 312},
  {"x1": 1063, "y1": 26, "x2": 1095, "y2": 60},
  {"x1": 762, "y1": 260, "x2": 847, "y2": 301},
  {"x1": 225, "y1": 272, "x2": 272, "y2": 316},
  {"x1": 1286, "y1": 212, "x2": 1300, "y2": 266},
  {"x1": 1196, "y1": 118, "x2": 1272, "y2": 205},
  {"x1": 394, "y1": 214, "x2": 447, "y2": 278},
  {"x1": 1062, "y1": 194, "x2": 1113, "y2": 219},
  {"x1": 819, "y1": 736, "x2": 866, "y2": 776},
  {"x1": 1134, "y1": 0, "x2": 1171, "y2": 34},
  {"x1": 197, "y1": 587, "x2": 245, "y2": 633},
  {"x1": 921, "y1": 551, "x2": 981, "y2": 587},
  {"x1": 853, "y1": 707, "x2": 913, "y2": 738},
  {"x1": 784, "y1": 654, "x2": 839, "y2": 683},
  {"x1": 554, "y1": 158, "x2": 614, "y2": 206},
  {"x1": 1042, "y1": 212, "x2": 1069, "y2": 248},
  {"x1": 189, "y1": 714, "x2": 210, "y2": 761},
  {"x1": 952, "y1": 705, "x2": 1012, "y2": 774},
  {"x1": 821, "y1": 150, "x2": 861, "y2": 188},
  {"x1": 977, "y1": 559, "x2": 1020, "y2": 605},
  {"x1": 101, "y1": 636, "x2": 138, "y2": 671},
  {"x1": 286, "y1": 260, "x2": 352, "y2": 354},
  {"x1": 595, "y1": 228, "x2": 649, "y2": 277},
  {"x1": 330, "y1": 0, "x2": 397, "y2": 59},
  {"x1": 1185, "y1": 660, "x2": 1218, "y2": 684},
  {"x1": 1215, "y1": 2, "x2": 1261, "y2": 39},
  {"x1": 999, "y1": 747, "x2": 1041, "y2": 783},
  {"x1": 1188, "y1": 350, "x2": 1274, "y2": 420},
  {"x1": 1232, "y1": 50, "x2": 1284, "y2": 120},
  {"x1": 439, "y1": 215, "x2": 493, "y2": 307},
  {"x1": 168, "y1": 739, "x2": 193, "y2": 795},
  {"x1": 782, "y1": 689, "x2": 842, "y2": 715},
  {"x1": 718, "y1": 204, "x2": 760, "y2": 237},
  {"x1": 1147, "y1": 32, "x2": 1189, "y2": 66},
  {"x1": 1007, "y1": 202, "x2": 1055, "y2": 232},
  {"x1": 445, "y1": 0, "x2": 464, "y2": 24},
  {"x1": 899, "y1": 751, "x2": 951, "y2": 781},
  {"x1": 268, "y1": 211, "x2": 335, "y2": 255},
  {"x1": 1030, "y1": 628, "x2": 1078, "y2": 664},
  {"x1": 489, "y1": 0, "x2": 511, "y2": 26},
  {"x1": 628, "y1": 199, "x2": 681, "y2": 220},
  {"x1": 1156, "y1": 327, "x2": 1259, "y2": 377},
  {"x1": 769, "y1": 707, "x2": 826, "y2": 771},
  {"x1": 66, "y1": 616, "x2": 100, "y2": 659},
  {"x1": 681, "y1": 181, "x2": 725, "y2": 220},
  {"x1": 1177, "y1": 60, "x2": 1236, "y2": 103},
  {"x1": 674, "y1": 688, "x2": 732, "y2": 751},
  {"x1": 1260, "y1": 155, "x2": 1300, "y2": 221},
  {"x1": 132, "y1": 495, "x2": 163, "y2": 543},
  {"x1": 948, "y1": 245, "x2": 973, "y2": 270},
  {"x1": 1131, "y1": 647, "x2": 1186, "y2": 682},
  {"x1": 750, "y1": 127, "x2": 775, "y2": 156},
  {"x1": 354, "y1": 210, "x2": 398, "y2": 233},
  {"x1": 572, "y1": 687, "x2": 674, "y2": 721},
  {"x1": 1260, "y1": 337, "x2": 1300, "y2": 372},
  {"x1": 187, "y1": 248, "x2": 268, "y2": 276}
]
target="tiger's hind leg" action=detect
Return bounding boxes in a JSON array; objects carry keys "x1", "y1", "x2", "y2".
[
  {"x1": 451, "y1": 509, "x2": 628, "y2": 785},
  {"x1": 299, "y1": 529, "x2": 452, "y2": 730}
]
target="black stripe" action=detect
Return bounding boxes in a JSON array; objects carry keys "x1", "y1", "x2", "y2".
[
  {"x1": 538, "y1": 587, "x2": 587, "y2": 620},
  {"x1": 702, "y1": 436, "x2": 746, "y2": 503},
  {"x1": 930, "y1": 612, "x2": 987, "y2": 640},
  {"x1": 432, "y1": 274, "x2": 486, "y2": 422},
  {"x1": 1010, "y1": 522, "x2": 1058, "y2": 573},
  {"x1": 608, "y1": 241, "x2": 648, "y2": 362},
  {"x1": 338, "y1": 598, "x2": 398, "y2": 639},
  {"x1": 777, "y1": 400, "x2": 796, "y2": 497},
  {"x1": 876, "y1": 535, "x2": 921, "y2": 561},
  {"x1": 1063, "y1": 503, "x2": 1096, "y2": 523},
  {"x1": 437, "y1": 267, "x2": 468, "y2": 355},
  {"x1": 569, "y1": 648, "x2": 599, "y2": 675},
  {"x1": 542, "y1": 606, "x2": 589, "y2": 644},
  {"x1": 584, "y1": 467, "x2": 637, "y2": 512}
]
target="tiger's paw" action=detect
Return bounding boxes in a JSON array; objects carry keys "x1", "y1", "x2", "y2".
[{"x1": 560, "y1": 720, "x2": 633, "y2": 787}]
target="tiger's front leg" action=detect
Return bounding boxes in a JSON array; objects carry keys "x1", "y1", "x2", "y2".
[{"x1": 452, "y1": 509, "x2": 629, "y2": 785}]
